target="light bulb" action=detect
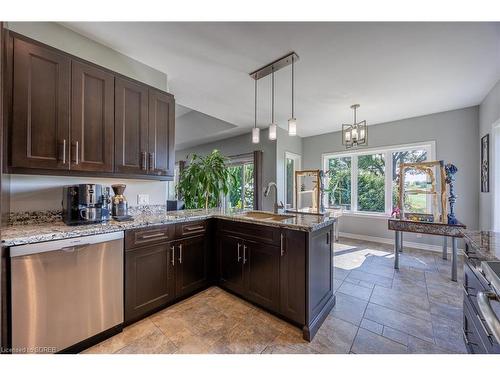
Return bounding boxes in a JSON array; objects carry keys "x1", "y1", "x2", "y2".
[
  {"x1": 352, "y1": 128, "x2": 358, "y2": 141},
  {"x1": 359, "y1": 128, "x2": 365, "y2": 140},
  {"x1": 252, "y1": 127, "x2": 260, "y2": 144},
  {"x1": 269, "y1": 123, "x2": 277, "y2": 140},
  {"x1": 288, "y1": 118, "x2": 297, "y2": 136},
  {"x1": 345, "y1": 131, "x2": 351, "y2": 142}
]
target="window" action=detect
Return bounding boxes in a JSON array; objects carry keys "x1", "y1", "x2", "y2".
[
  {"x1": 284, "y1": 152, "x2": 302, "y2": 209},
  {"x1": 228, "y1": 157, "x2": 254, "y2": 209},
  {"x1": 323, "y1": 142, "x2": 434, "y2": 216}
]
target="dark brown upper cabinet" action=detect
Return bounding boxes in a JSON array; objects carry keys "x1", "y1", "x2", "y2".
[
  {"x1": 11, "y1": 36, "x2": 71, "y2": 170},
  {"x1": 6, "y1": 32, "x2": 175, "y2": 180},
  {"x1": 115, "y1": 77, "x2": 149, "y2": 174},
  {"x1": 71, "y1": 61, "x2": 114, "y2": 172},
  {"x1": 148, "y1": 89, "x2": 175, "y2": 177}
]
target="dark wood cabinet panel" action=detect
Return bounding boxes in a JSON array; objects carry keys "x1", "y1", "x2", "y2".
[
  {"x1": 115, "y1": 77, "x2": 148, "y2": 174},
  {"x1": 218, "y1": 234, "x2": 245, "y2": 295},
  {"x1": 244, "y1": 240, "x2": 280, "y2": 312},
  {"x1": 308, "y1": 225, "x2": 334, "y2": 322},
  {"x1": 11, "y1": 36, "x2": 70, "y2": 170},
  {"x1": 280, "y1": 230, "x2": 306, "y2": 325},
  {"x1": 124, "y1": 242, "x2": 175, "y2": 324},
  {"x1": 148, "y1": 89, "x2": 174, "y2": 177},
  {"x1": 175, "y1": 235, "x2": 208, "y2": 298},
  {"x1": 71, "y1": 60, "x2": 114, "y2": 172}
]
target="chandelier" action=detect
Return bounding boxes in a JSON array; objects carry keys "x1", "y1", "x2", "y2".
[{"x1": 342, "y1": 104, "x2": 368, "y2": 149}]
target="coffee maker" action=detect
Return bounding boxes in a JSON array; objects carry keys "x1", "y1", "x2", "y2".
[{"x1": 62, "y1": 184, "x2": 111, "y2": 225}]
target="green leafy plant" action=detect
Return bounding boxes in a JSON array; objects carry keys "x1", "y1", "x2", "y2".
[{"x1": 178, "y1": 150, "x2": 234, "y2": 209}]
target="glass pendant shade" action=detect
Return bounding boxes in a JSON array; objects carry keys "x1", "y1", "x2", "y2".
[
  {"x1": 269, "y1": 123, "x2": 277, "y2": 140},
  {"x1": 252, "y1": 127, "x2": 260, "y2": 144},
  {"x1": 288, "y1": 118, "x2": 297, "y2": 136}
]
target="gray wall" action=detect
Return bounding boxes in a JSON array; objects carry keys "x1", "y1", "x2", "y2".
[
  {"x1": 176, "y1": 130, "x2": 277, "y2": 211},
  {"x1": 479, "y1": 79, "x2": 500, "y2": 230},
  {"x1": 303, "y1": 106, "x2": 479, "y2": 247},
  {"x1": 5, "y1": 22, "x2": 170, "y2": 212}
]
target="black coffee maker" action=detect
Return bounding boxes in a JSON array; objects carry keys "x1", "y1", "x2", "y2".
[{"x1": 62, "y1": 184, "x2": 111, "y2": 225}]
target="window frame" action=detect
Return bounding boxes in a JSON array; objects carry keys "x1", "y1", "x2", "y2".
[
  {"x1": 322, "y1": 141, "x2": 435, "y2": 217},
  {"x1": 227, "y1": 154, "x2": 255, "y2": 209}
]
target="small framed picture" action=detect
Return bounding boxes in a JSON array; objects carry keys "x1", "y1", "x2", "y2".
[{"x1": 481, "y1": 134, "x2": 489, "y2": 193}]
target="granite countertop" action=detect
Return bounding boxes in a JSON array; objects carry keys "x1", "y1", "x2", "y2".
[
  {"x1": 1, "y1": 208, "x2": 338, "y2": 247},
  {"x1": 461, "y1": 230, "x2": 500, "y2": 262}
]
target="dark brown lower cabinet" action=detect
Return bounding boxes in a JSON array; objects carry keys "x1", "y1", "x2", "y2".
[
  {"x1": 244, "y1": 240, "x2": 280, "y2": 312},
  {"x1": 174, "y1": 235, "x2": 209, "y2": 299},
  {"x1": 125, "y1": 228, "x2": 210, "y2": 324},
  {"x1": 125, "y1": 242, "x2": 175, "y2": 323},
  {"x1": 218, "y1": 234, "x2": 245, "y2": 295}
]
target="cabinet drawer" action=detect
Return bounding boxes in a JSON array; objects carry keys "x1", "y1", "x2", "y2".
[
  {"x1": 464, "y1": 296, "x2": 488, "y2": 354},
  {"x1": 125, "y1": 225, "x2": 175, "y2": 250},
  {"x1": 218, "y1": 220, "x2": 280, "y2": 246},
  {"x1": 176, "y1": 220, "x2": 207, "y2": 238},
  {"x1": 464, "y1": 261, "x2": 490, "y2": 315}
]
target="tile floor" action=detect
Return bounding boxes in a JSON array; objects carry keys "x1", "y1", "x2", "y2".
[{"x1": 84, "y1": 238, "x2": 467, "y2": 354}]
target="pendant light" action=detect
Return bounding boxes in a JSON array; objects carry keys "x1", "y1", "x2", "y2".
[
  {"x1": 252, "y1": 79, "x2": 260, "y2": 143},
  {"x1": 342, "y1": 104, "x2": 368, "y2": 149},
  {"x1": 288, "y1": 55, "x2": 297, "y2": 136},
  {"x1": 268, "y1": 68, "x2": 277, "y2": 141}
]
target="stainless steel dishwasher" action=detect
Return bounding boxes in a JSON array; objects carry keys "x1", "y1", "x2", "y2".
[{"x1": 10, "y1": 231, "x2": 124, "y2": 353}]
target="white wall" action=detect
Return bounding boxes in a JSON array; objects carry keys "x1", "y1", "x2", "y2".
[
  {"x1": 5, "y1": 22, "x2": 170, "y2": 213},
  {"x1": 8, "y1": 175, "x2": 168, "y2": 212},
  {"x1": 302, "y1": 106, "x2": 479, "y2": 247},
  {"x1": 479, "y1": 79, "x2": 500, "y2": 230}
]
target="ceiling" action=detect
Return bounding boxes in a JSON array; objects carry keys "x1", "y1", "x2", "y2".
[{"x1": 62, "y1": 22, "x2": 500, "y2": 140}]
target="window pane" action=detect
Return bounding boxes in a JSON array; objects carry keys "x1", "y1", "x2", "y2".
[
  {"x1": 228, "y1": 165, "x2": 243, "y2": 208},
  {"x1": 392, "y1": 149, "x2": 428, "y2": 213},
  {"x1": 243, "y1": 163, "x2": 254, "y2": 209},
  {"x1": 358, "y1": 153, "x2": 385, "y2": 212},
  {"x1": 286, "y1": 158, "x2": 294, "y2": 208},
  {"x1": 327, "y1": 157, "x2": 351, "y2": 210}
]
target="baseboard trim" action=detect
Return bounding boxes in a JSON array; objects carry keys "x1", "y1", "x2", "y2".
[{"x1": 338, "y1": 232, "x2": 464, "y2": 253}]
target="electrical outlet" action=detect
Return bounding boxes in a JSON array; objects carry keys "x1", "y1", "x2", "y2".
[{"x1": 137, "y1": 194, "x2": 149, "y2": 205}]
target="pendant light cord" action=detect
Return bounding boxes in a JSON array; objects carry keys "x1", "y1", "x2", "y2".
[
  {"x1": 291, "y1": 55, "x2": 294, "y2": 118},
  {"x1": 271, "y1": 68, "x2": 275, "y2": 124},
  {"x1": 254, "y1": 79, "x2": 257, "y2": 129}
]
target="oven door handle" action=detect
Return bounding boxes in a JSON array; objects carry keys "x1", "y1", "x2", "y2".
[{"x1": 477, "y1": 291, "x2": 500, "y2": 344}]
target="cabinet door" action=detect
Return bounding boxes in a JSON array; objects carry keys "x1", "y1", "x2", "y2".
[
  {"x1": 71, "y1": 60, "x2": 114, "y2": 172},
  {"x1": 11, "y1": 37, "x2": 70, "y2": 170},
  {"x1": 218, "y1": 234, "x2": 245, "y2": 295},
  {"x1": 125, "y1": 243, "x2": 175, "y2": 324},
  {"x1": 280, "y1": 230, "x2": 306, "y2": 325},
  {"x1": 148, "y1": 89, "x2": 174, "y2": 176},
  {"x1": 175, "y1": 235, "x2": 208, "y2": 298},
  {"x1": 115, "y1": 77, "x2": 149, "y2": 174},
  {"x1": 244, "y1": 240, "x2": 280, "y2": 312}
]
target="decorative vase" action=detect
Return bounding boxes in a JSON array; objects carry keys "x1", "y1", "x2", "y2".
[{"x1": 445, "y1": 164, "x2": 458, "y2": 225}]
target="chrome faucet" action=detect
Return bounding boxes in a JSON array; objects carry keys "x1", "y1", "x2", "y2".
[{"x1": 264, "y1": 182, "x2": 284, "y2": 214}]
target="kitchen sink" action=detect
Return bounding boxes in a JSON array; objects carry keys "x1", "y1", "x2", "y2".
[{"x1": 239, "y1": 211, "x2": 294, "y2": 221}]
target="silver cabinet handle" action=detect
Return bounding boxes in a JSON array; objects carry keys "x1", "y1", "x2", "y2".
[
  {"x1": 141, "y1": 151, "x2": 147, "y2": 170},
  {"x1": 243, "y1": 244, "x2": 247, "y2": 264},
  {"x1": 477, "y1": 291, "x2": 500, "y2": 344},
  {"x1": 462, "y1": 284, "x2": 475, "y2": 297},
  {"x1": 61, "y1": 139, "x2": 67, "y2": 164},
  {"x1": 237, "y1": 242, "x2": 242, "y2": 262},
  {"x1": 462, "y1": 329, "x2": 477, "y2": 346},
  {"x1": 170, "y1": 245, "x2": 175, "y2": 266},
  {"x1": 179, "y1": 244, "x2": 183, "y2": 264},
  {"x1": 326, "y1": 231, "x2": 330, "y2": 245},
  {"x1": 142, "y1": 232, "x2": 166, "y2": 239},
  {"x1": 72, "y1": 141, "x2": 79, "y2": 165},
  {"x1": 280, "y1": 233, "x2": 285, "y2": 256}
]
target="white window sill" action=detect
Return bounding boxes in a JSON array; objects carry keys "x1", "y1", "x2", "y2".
[{"x1": 328, "y1": 210, "x2": 391, "y2": 220}]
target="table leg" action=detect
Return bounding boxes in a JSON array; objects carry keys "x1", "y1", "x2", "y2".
[
  {"x1": 451, "y1": 237, "x2": 457, "y2": 282},
  {"x1": 394, "y1": 231, "x2": 400, "y2": 269},
  {"x1": 399, "y1": 232, "x2": 403, "y2": 253},
  {"x1": 442, "y1": 236, "x2": 448, "y2": 260}
]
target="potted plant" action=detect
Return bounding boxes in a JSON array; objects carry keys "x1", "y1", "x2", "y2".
[{"x1": 177, "y1": 150, "x2": 234, "y2": 209}]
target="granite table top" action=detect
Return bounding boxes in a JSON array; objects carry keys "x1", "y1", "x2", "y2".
[
  {"x1": 388, "y1": 218, "x2": 466, "y2": 237},
  {"x1": 461, "y1": 230, "x2": 500, "y2": 262},
  {"x1": 1, "y1": 208, "x2": 338, "y2": 247}
]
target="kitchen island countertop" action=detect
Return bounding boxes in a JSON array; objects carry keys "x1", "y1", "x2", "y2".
[{"x1": 1, "y1": 208, "x2": 338, "y2": 247}]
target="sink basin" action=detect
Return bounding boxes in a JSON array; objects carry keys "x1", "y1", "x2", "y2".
[{"x1": 239, "y1": 211, "x2": 294, "y2": 221}]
